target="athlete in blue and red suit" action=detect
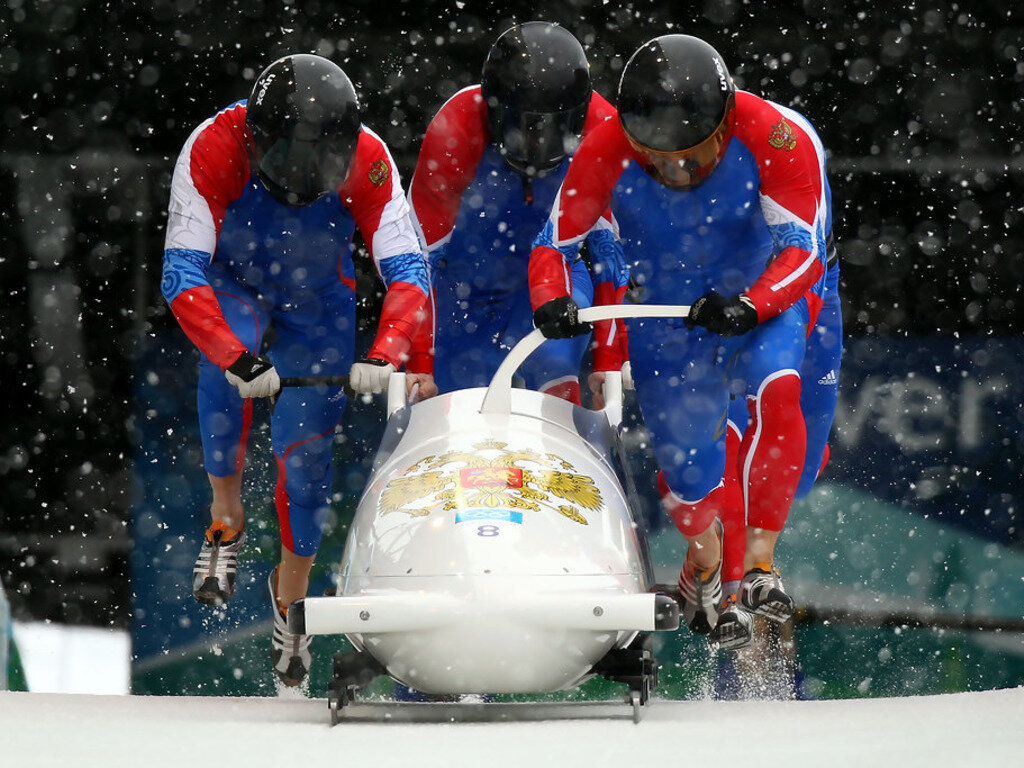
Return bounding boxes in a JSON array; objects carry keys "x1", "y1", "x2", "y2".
[
  {"x1": 161, "y1": 54, "x2": 429, "y2": 686},
  {"x1": 408, "y1": 22, "x2": 626, "y2": 403},
  {"x1": 529, "y1": 35, "x2": 830, "y2": 635},
  {"x1": 711, "y1": 219, "x2": 843, "y2": 649}
]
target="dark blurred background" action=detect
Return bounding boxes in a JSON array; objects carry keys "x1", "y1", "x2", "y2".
[{"x1": 1, "y1": 0, "x2": 1022, "y2": 634}]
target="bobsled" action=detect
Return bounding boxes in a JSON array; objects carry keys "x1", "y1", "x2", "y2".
[{"x1": 287, "y1": 305, "x2": 691, "y2": 723}]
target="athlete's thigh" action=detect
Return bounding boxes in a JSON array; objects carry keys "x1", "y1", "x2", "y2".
[
  {"x1": 800, "y1": 275, "x2": 842, "y2": 427},
  {"x1": 197, "y1": 272, "x2": 270, "y2": 476},
  {"x1": 267, "y1": 287, "x2": 354, "y2": 451},
  {"x1": 798, "y1": 275, "x2": 843, "y2": 495},
  {"x1": 629, "y1": 320, "x2": 730, "y2": 499},
  {"x1": 729, "y1": 301, "x2": 808, "y2": 397}
]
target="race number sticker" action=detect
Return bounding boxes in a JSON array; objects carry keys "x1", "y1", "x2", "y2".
[{"x1": 455, "y1": 508, "x2": 524, "y2": 525}]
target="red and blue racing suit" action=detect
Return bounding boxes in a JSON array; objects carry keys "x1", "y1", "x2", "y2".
[
  {"x1": 720, "y1": 201, "x2": 842, "y2": 587},
  {"x1": 161, "y1": 100, "x2": 428, "y2": 556},
  {"x1": 408, "y1": 86, "x2": 625, "y2": 402},
  {"x1": 530, "y1": 91, "x2": 830, "y2": 540}
]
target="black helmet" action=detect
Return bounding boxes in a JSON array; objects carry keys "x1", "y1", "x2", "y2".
[
  {"x1": 481, "y1": 22, "x2": 592, "y2": 177},
  {"x1": 618, "y1": 35, "x2": 736, "y2": 189},
  {"x1": 246, "y1": 54, "x2": 361, "y2": 206}
]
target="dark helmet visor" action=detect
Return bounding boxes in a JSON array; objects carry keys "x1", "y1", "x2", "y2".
[
  {"x1": 625, "y1": 94, "x2": 735, "y2": 189},
  {"x1": 253, "y1": 131, "x2": 353, "y2": 207},
  {"x1": 497, "y1": 103, "x2": 588, "y2": 176}
]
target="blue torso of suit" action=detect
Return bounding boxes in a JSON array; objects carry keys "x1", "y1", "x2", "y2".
[
  {"x1": 441, "y1": 146, "x2": 571, "y2": 298},
  {"x1": 212, "y1": 178, "x2": 358, "y2": 303},
  {"x1": 611, "y1": 138, "x2": 774, "y2": 306}
]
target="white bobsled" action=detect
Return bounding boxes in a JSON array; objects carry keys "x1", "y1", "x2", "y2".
[{"x1": 287, "y1": 305, "x2": 690, "y2": 721}]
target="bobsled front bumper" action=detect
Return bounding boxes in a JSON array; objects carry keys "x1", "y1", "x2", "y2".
[
  {"x1": 287, "y1": 590, "x2": 677, "y2": 694},
  {"x1": 288, "y1": 591, "x2": 679, "y2": 636}
]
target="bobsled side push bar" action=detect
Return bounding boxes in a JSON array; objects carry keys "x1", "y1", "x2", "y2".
[{"x1": 279, "y1": 375, "x2": 351, "y2": 389}]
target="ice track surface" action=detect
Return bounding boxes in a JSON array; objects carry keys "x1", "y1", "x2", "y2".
[{"x1": 2, "y1": 688, "x2": 1022, "y2": 767}]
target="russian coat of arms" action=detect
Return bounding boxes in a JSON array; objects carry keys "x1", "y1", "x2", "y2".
[
  {"x1": 378, "y1": 440, "x2": 603, "y2": 525},
  {"x1": 767, "y1": 118, "x2": 797, "y2": 151}
]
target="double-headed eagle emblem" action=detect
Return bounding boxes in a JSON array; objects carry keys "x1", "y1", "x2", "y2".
[
  {"x1": 378, "y1": 440, "x2": 602, "y2": 525},
  {"x1": 767, "y1": 118, "x2": 798, "y2": 151}
]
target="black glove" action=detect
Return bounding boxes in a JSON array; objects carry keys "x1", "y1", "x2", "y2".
[
  {"x1": 533, "y1": 296, "x2": 592, "y2": 339},
  {"x1": 685, "y1": 291, "x2": 759, "y2": 337}
]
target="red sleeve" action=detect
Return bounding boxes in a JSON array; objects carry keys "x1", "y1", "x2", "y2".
[
  {"x1": 408, "y1": 86, "x2": 489, "y2": 249},
  {"x1": 591, "y1": 283, "x2": 628, "y2": 372},
  {"x1": 732, "y1": 92, "x2": 828, "y2": 320},
  {"x1": 745, "y1": 246, "x2": 825, "y2": 320},
  {"x1": 164, "y1": 104, "x2": 252, "y2": 369},
  {"x1": 528, "y1": 119, "x2": 635, "y2": 309},
  {"x1": 185, "y1": 105, "x2": 251, "y2": 236},
  {"x1": 170, "y1": 287, "x2": 249, "y2": 369},
  {"x1": 551, "y1": 119, "x2": 635, "y2": 248},
  {"x1": 368, "y1": 286, "x2": 426, "y2": 368},
  {"x1": 339, "y1": 128, "x2": 420, "y2": 261},
  {"x1": 405, "y1": 288, "x2": 435, "y2": 375},
  {"x1": 340, "y1": 129, "x2": 429, "y2": 368}
]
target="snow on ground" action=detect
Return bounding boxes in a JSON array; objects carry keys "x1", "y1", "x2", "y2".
[
  {"x1": 2, "y1": 687, "x2": 1021, "y2": 767},
  {"x1": 12, "y1": 622, "x2": 130, "y2": 695}
]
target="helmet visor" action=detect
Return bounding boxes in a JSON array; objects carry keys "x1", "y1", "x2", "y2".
[
  {"x1": 253, "y1": 131, "x2": 354, "y2": 206},
  {"x1": 625, "y1": 97, "x2": 734, "y2": 189},
  {"x1": 498, "y1": 104, "x2": 588, "y2": 175}
]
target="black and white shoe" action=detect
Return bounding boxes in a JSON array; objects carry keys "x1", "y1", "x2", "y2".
[
  {"x1": 192, "y1": 521, "x2": 245, "y2": 607},
  {"x1": 268, "y1": 567, "x2": 312, "y2": 688},
  {"x1": 739, "y1": 564, "x2": 795, "y2": 624},
  {"x1": 709, "y1": 592, "x2": 755, "y2": 650},
  {"x1": 678, "y1": 557, "x2": 723, "y2": 636},
  {"x1": 677, "y1": 519, "x2": 724, "y2": 635}
]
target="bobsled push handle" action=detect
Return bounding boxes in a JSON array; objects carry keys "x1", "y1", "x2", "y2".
[
  {"x1": 387, "y1": 371, "x2": 407, "y2": 418},
  {"x1": 603, "y1": 369, "x2": 623, "y2": 430},
  {"x1": 480, "y1": 304, "x2": 692, "y2": 415}
]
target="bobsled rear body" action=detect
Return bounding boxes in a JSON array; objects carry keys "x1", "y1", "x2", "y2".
[{"x1": 308, "y1": 387, "x2": 659, "y2": 694}]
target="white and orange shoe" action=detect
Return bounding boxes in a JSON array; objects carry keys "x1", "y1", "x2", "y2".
[
  {"x1": 268, "y1": 566, "x2": 312, "y2": 688},
  {"x1": 192, "y1": 520, "x2": 245, "y2": 607}
]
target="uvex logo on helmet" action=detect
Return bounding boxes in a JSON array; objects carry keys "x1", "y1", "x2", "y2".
[
  {"x1": 254, "y1": 72, "x2": 276, "y2": 105},
  {"x1": 713, "y1": 56, "x2": 729, "y2": 94}
]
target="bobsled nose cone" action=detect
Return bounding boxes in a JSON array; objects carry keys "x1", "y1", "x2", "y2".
[
  {"x1": 287, "y1": 598, "x2": 307, "y2": 634},
  {"x1": 654, "y1": 593, "x2": 680, "y2": 630}
]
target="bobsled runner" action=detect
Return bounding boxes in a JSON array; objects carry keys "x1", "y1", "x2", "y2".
[{"x1": 287, "y1": 305, "x2": 691, "y2": 724}]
